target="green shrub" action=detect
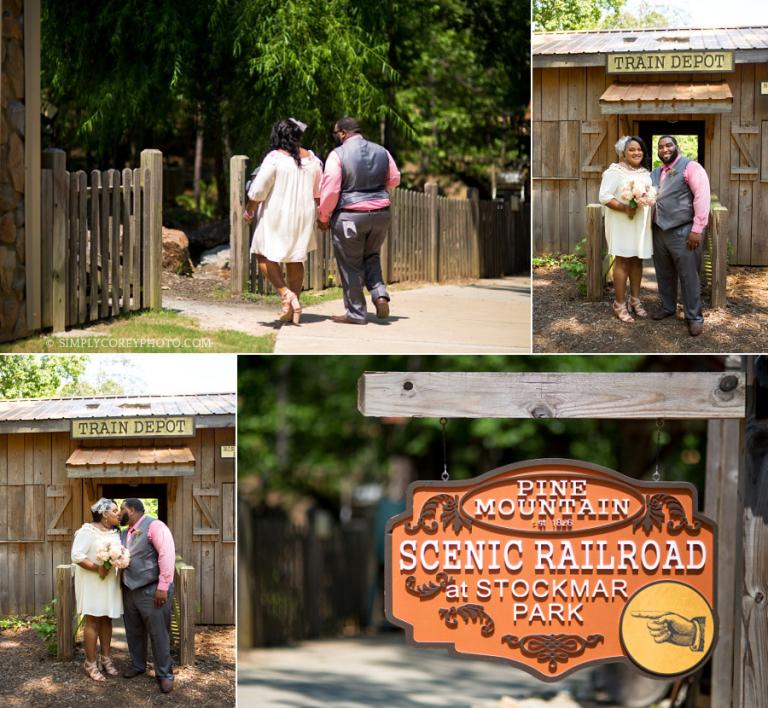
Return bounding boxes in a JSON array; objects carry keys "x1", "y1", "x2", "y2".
[{"x1": 30, "y1": 600, "x2": 58, "y2": 656}]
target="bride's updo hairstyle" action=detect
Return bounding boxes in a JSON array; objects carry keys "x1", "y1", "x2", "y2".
[
  {"x1": 90, "y1": 497, "x2": 115, "y2": 522},
  {"x1": 614, "y1": 135, "x2": 650, "y2": 169}
]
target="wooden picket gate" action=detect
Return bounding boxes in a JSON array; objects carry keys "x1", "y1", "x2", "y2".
[
  {"x1": 229, "y1": 155, "x2": 528, "y2": 295},
  {"x1": 34, "y1": 149, "x2": 163, "y2": 334}
]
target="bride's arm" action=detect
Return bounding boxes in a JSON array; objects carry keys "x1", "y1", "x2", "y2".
[
  {"x1": 71, "y1": 529, "x2": 109, "y2": 578},
  {"x1": 599, "y1": 169, "x2": 637, "y2": 218}
]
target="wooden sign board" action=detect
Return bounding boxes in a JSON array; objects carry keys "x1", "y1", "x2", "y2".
[
  {"x1": 72, "y1": 416, "x2": 195, "y2": 439},
  {"x1": 607, "y1": 51, "x2": 733, "y2": 74},
  {"x1": 220, "y1": 445, "x2": 236, "y2": 458},
  {"x1": 386, "y1": 459, "x2": 717, "y2": 681},
  {"x1": 761, "y1": 81, "x2": 768, "y2": 95}
]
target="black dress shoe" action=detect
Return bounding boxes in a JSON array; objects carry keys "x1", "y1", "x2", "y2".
[
  {"x1": 688, "y1": 320, "x2": 704, "y2": 336},
  {"x1": 159, "y1": 678, "x2": 174, "y2": 693},
  {"x1": 374, "y1": 297, "x2": 390, "y2": 319},
  {"x1": 651, "y1": 308, "x2": 676, "y2": 320},
  {"x1": 122, "y1": 668, "x2": 144, "y2": 679},
  {"x1": 331, "y1": 314, "x2": 367, "y2": 325}
]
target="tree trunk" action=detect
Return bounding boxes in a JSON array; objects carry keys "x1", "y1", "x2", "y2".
[{"x1": 194, "y1": 104, "x2": 204, "y2": 212}]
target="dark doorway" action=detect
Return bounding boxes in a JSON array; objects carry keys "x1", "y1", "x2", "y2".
[
  {"x1": 101, "y1": 483, "x2": 168, "y2": 523},
  {"x1": 638, "y1": 120, "x2": 706, "y2": 169}
]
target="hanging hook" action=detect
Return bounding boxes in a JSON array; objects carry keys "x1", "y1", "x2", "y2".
[
  {"x1": 652, "y1": 418, "x2": 664, "y2": 482},
  {"x1": 440, "y1": 417, "x2": 449, "y2": 482}
]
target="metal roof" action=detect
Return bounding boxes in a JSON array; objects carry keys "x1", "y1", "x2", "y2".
[
  {"x1": 0, "y1": 392, "x2": 236, "y2": 428},
  {"x1": 534, "y1": 26, "x2": 768, "y2": 57},
  {"x1": 599, "y1": 81, "x2": 734, "y2": 114}
]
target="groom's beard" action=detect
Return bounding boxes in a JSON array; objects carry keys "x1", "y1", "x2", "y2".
[
  {"x1": 660, "y1": 147, "x2": 678, "y2": 165},
  {"x1": 119, "y1": 511, "x2": 129, "y2": 526}
]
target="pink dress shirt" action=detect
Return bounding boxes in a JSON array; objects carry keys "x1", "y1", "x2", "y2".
[
  {"x1": 318, "y1": 134, "x2": 401, "y2": 223},
  {"x1": 659, "y1": 155, "x2": 710, "y2": 234},
  {"x1": 128, "y1": 515, "x2": 176, "y2": 592}
]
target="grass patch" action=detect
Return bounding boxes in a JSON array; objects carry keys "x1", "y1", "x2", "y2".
[
  {"x1": 1, "y1": 309, "x2": 276, "y2": 353},
  {"x1": 241, "y1": 286, "x2": 346, "y2": 307},
  {"x1": 533, "y1": 240, "x2": 588, "y2": 295}
]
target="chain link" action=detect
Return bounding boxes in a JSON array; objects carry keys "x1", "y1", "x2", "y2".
[
  {"x1": 440, "y1": 417, "x2": 449, "y2": 481},
  {"x1": 652, "y1": 418, "x2": 664, "y2": 481}
]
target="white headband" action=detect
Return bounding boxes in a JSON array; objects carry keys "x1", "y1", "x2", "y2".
[
  {"x1": 90, "y1": 498, "x2": 114, "y2": 515},
  {"x1": 289, "y1": 117, "x2": 307, "y2": 133},
  {"x1": 615, "y1": 136, "x2": 632, "y2": 158}
]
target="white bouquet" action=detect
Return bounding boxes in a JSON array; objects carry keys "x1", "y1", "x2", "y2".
[
  {"x1": 95, "y1": 539, "x2": 130, "y2": 578},
  {"x1": 620, "y1": 180, "x2": 657, "y2": 208}
]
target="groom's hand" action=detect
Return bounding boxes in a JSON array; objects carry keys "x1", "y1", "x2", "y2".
[
  {"x1": 317, "y1": 219, "x2": 330, "y2": 232},
  {"x1": 154, "y1": 589, "x2": 168, "y2": 608},
  {"x1": 687, "y1": 231, "x2": 702, "y2": 250}
]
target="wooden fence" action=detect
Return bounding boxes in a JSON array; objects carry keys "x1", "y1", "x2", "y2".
[
  {"x1": 585, "y1": 201, "x2": 728, "y2": 307},
  {"x1": 55, "y1": 561, "x2": 195, "y2": 665},
  {"x1": 32, "y1": 148, "x2": 163, "y2": 335},
  {"x1": 229, "y1": 155, "x2": 528, "y2": 295},
  {"x1": 238, "y1": 508, "x2": 373, "y2": 647}
]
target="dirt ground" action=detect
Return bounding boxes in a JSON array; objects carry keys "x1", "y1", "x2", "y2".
[
  {"x1": 533, "y1": 264, "x2": 768, "y2": 353},
  {"x1": 162, "y1": 271, "x2": 233, "y2": 302},
  {"x1": 0, "y1": 625, "x2": 235, "y2": 707}
]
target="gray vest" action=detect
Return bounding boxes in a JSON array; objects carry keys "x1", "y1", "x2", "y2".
[
  {"x1": 333, "y1": 137, "x2": 390, "y2": 210},
  {"x1": 121, "y1": 515, "x2": 159, "y2": 590},
  {"x1": 651, "y1": 155, "x2": 694, "y2": 231}
]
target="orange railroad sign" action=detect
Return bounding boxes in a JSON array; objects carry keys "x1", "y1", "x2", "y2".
[{"x1": 385, "y1": 459, "x2": 717, "y2": 682}]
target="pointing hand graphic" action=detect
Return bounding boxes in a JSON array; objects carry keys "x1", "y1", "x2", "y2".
[{"x1": 631, "y1": 611, "x2": 705, "y2": 652}]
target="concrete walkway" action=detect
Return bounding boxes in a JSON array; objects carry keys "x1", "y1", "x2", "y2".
[
  {"x1": 275, "y1": 277, "x2": 531, "y2": 354},
  {"x1": 165, "y1": 277, "x2": 531, "y2": 353}
]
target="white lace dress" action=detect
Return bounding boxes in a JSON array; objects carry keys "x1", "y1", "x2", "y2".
[
  {"x1": 71, "y1": 523, "x2": 123, "y2": 618},
  {"x1": 249, "y1": 150, "x2": 322, "y2": 263},
  {"x1": 599, "y1": 162, "x2": 653, "y2": 258}
]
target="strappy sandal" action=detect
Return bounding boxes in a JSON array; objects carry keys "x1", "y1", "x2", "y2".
[
  {"x1": 278, "y1": 289, "x2": 301, "y2": 325},
  {"x1": 100, "y1": 655, "x2": 119, "y2": 677},
  {"x1": 84, "y1": 659, "x2": 107, "y2": 682},
  {"x1": 628, "y1": 296, "x2": 648, "y2": 318},
  {"x1": 612, "y1": 301, "x2": 634, "y2": 323}
]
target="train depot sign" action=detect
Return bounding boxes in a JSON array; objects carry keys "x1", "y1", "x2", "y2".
[{"x1": 386, "y1": 459, "x2": 717, "y2": 681}]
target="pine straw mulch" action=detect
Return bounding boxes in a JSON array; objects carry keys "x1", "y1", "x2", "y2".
[
  {"x1": 533, "y1": 265, "x2": 768, "y2": 353},
  {"x1": 0, "y1": 625, "x2": 235, "y2": 707}
]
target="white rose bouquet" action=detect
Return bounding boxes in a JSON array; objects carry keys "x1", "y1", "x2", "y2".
[
  {"x1": 620, "y1": 180, "x2": 657, "y2": 208},
  {"x1": 95, "y1": 539, "x2": 130, "y2": 578}
]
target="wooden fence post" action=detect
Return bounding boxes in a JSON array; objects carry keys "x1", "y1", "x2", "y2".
[
  {"x1": 55, "y1": 564, "x2": 75, "y2": 660},
  {"x1": 467, "y1": 188, "x2": 481, "y2": 278},
  {"x1": 140, "y1": 149, "x2": 163, "y2": 309},
  {"x1": 230, "y1": 156, "x2": 249, "y2": 295},
  {"x1": 705, "y1": 355, "x2": 743, "y2": 708},
  {"x1": 710, "y1": 205, "x2": 728, "y2": 309},
  {"x1": 736, "y1": 356, "x2": 768, "y2": 707},
  {"x1": 42, "y1": 149, "x2": 67, "y2": 332},
  {"x1": 585, "y1": 204, "x2": 604, "y2": 302},
  {"x1": 425, "y1": 182, "x2": 439, "y2": 282},
  {"x1": 176, "y1": 564, "x2": 196, "y2": 666}
]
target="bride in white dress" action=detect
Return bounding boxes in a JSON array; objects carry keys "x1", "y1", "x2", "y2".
[
  {"x1": 244, "y1": 118, "x2": 322, "y2": 325},
  {"x1": 71, "y1": 498, "x2": 123, "y2": 681},
  {"x1": 599, "y1": 136, "x2": 654, "y2": 323}
]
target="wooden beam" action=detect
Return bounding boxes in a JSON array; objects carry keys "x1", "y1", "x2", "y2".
[
  {"x1": 55, "y1": 564, "x2": 74, "y2": 660},
  {"x1": 358, "y1": 371, "x2": 746, "y2": 419},
  {"x1": 736, "y1": 356, "x2": 768, "y2": 707}
]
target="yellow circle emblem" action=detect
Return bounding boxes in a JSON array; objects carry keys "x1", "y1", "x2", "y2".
[{"x1": 620, "y1": 581, "x2": 715, "y2": 676}]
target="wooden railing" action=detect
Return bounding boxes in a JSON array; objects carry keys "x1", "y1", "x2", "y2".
[
  {"x1": 229, "y1": 155, "x2": 527, "y2": 295},
  {"x1": 35, "y1": 149, "x2": 163, "y2": 335},
  {"x1": 55, "y1": 561, "x2": 195, "y2": 665},
  {"x1": 585, "y1": 201, "x2": 728, "y2": 307}
]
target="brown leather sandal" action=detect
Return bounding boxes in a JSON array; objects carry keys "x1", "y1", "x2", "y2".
[
  {"x1": 84, "y1": 659, "x2": 107, "y2": 682},
  {"x1": 612, "y1": 301, "x2": 634, "y2": 323}
]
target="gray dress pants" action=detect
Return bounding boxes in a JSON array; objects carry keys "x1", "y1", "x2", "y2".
[
  {"x1": 330, "y1": 209, "x2": 391, "y2": 322},
  {"x1": 122, "y1": 581, "x2": 174, "y2": 681},
  {"x1": 652, "y1": 222, "x2": 704, "y2": 323}
]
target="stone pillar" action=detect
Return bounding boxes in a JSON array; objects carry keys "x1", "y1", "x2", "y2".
[{"x1": 0, "y1": 0, "x2": 26, "y2": 341}]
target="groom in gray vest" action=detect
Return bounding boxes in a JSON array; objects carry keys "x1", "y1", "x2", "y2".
[
  {"x1": 119, "y1": 498, "x2": 176, "y2": 693},
  {"x1": 650, "y1": 135, "x2": 711, "y2": 336},
  {"x1": 318, "y1": 117, "x2": 401, "y2": 324}
]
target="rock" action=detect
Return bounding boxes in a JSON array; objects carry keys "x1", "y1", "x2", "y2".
[
  {"x1": 196, "y1": 245, "x2": 230, "y2": 278},
  {"x1": 8, "y1": 132, "x2": 24, "y2": 192},
  {"x1": 16, "y1": 199, "x2": 24, "y2": 226},
  {"x1": 0, "y1": 212, "x2": 15, "y2": 245},
  {"x1": 5, "y1": 39, "x2": 24, "y2": 100},
  {"x1": 15, "y1": 226, "x2": 24, "y2": 263},
  {"x1": 0, "y1": 245, "x2": 16, "y2": 292},
  {"x1": 187, "y1": 220, "x2": 229, "y2": 259},
  {"x1": 0, "y1": 184, "x2": 20, "y2": 212},
  {"x1": 162, "y1": 227, "x2": 194, "y2": 276},
  {"x1": 1, "y1": 296, "x2": 20, "y2": 339},
  {"x1": 7, "y1": 101, "x2": 25, "y2": 137}
]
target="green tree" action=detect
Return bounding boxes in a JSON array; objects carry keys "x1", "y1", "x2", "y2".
[
  {"x1": 0, "y1": 355, "x2": 88, "y2": 399},
  {"x1": 533, "y1": 0, "x2": 626, "y2": 31},
  {"x1": 599, "y1": 1, "x2": 689, "y2": 29}
]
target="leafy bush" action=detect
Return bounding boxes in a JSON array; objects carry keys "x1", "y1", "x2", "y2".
[
  {"x1": 533, "y1": 239, "x2": 588, "y2": 295},
  {"x1": 30, "y1": 601, "x2": 58, "y2": 656}
]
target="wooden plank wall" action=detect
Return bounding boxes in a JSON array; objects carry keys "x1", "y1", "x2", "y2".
[
  {"x1": 533, "y1": 63, "x2": 768, "y2": 264},
  {"x1": 0, "y1": 428, "x2": 235, "y2": 624}
]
